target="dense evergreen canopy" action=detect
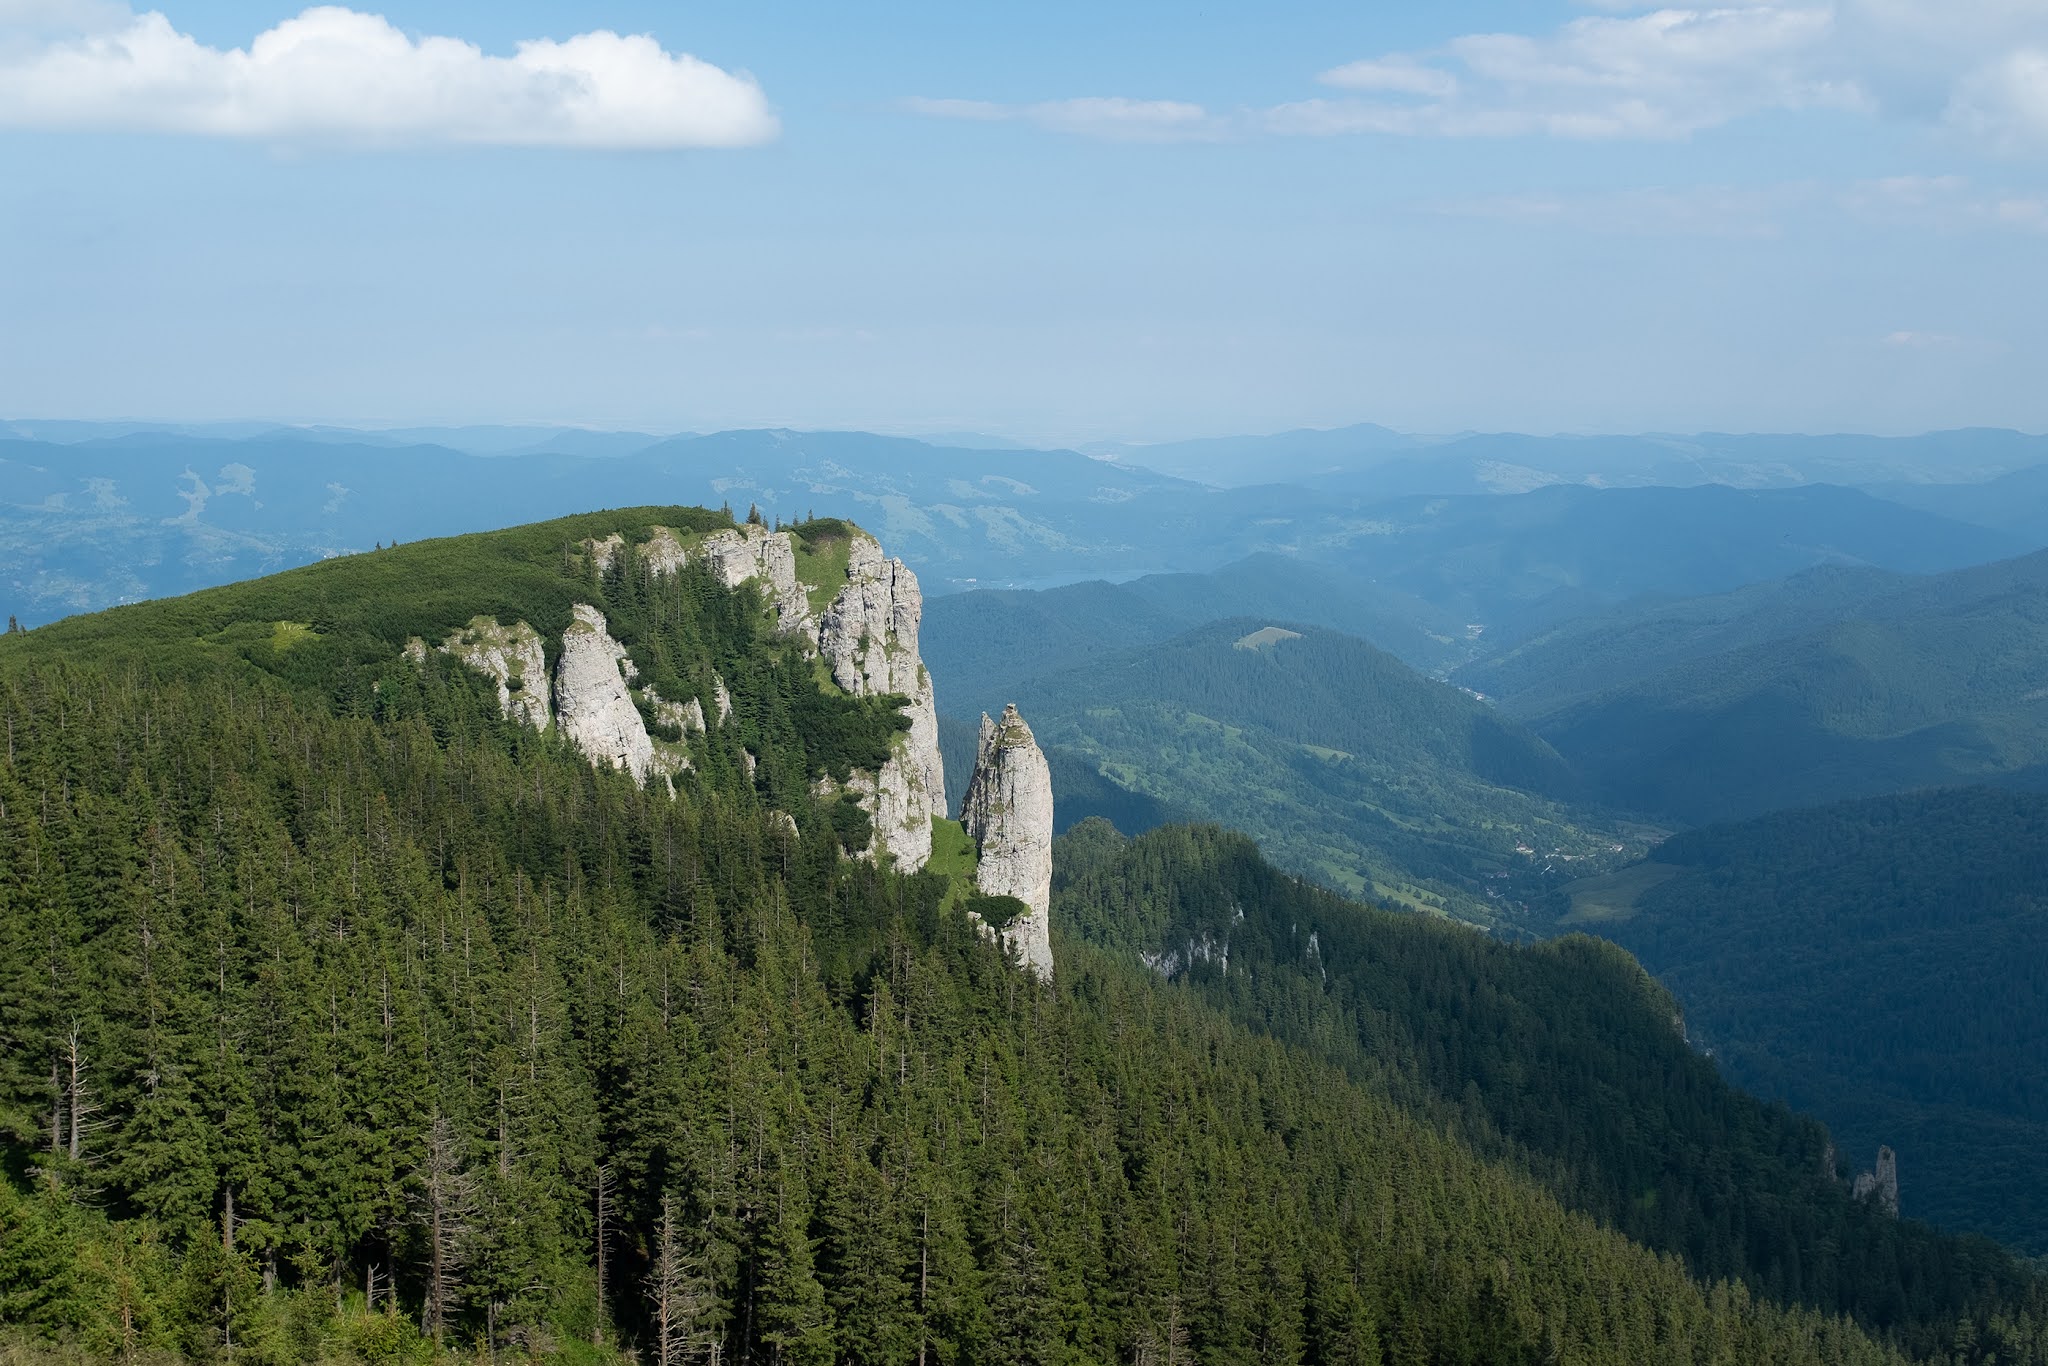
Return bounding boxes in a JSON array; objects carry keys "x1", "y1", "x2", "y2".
[{"x1": 2, "y1": 511, "x2": 2044, "y2": 1366}]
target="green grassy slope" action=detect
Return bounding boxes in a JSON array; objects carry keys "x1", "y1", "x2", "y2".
[{"x1": 1007, "y1": 619, "x2": 1633, "y2": 931}]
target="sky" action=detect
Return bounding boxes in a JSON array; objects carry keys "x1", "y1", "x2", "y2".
[{"x1": 2, "y1": 0, "x2": 2047, "y2": 443}]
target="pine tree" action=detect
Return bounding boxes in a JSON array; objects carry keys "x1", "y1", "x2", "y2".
[{"x1": 758, "y1": 1192, "x2": 833, "y2": 1366}]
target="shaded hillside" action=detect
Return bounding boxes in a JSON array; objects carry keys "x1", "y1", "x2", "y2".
[
  {"x1": 1524, "y1": 549, "x2": 2048, "y2": 822},
  {"x1": 1560, "y1": 788, "x2": 2048, "y2": 1254},
  {"x1": 1055, "y1": 821, "x2": 2048, "y2": 1355},
  {"x1": 923, "y1": 553, "x2": 1465, "y2": 717}
]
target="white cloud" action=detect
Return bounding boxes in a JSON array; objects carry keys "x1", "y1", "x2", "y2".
[
  {"x1": 1318, "y1": 57, "x2": 1458, "y2": 99},
  {"x1": 0, "y1": 5, "x2": 777, "y2": 147},
  {"x1": 902, "y1": 95, "x2": 1221, "y2": 142},
  {"x1": 914, "y1": 0, "x2": 2048, "y2": 150},
  {"x1": 1882, "y1": 330, "x2": 1964, "y2": 347}
]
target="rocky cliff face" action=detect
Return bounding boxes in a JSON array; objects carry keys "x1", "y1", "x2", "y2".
[
  {"x1": 961, "y1": 704, "x2": 1055, "y2": 980},
  {"x1": 424, "y1": 518, "x2": 947, "y2": 874},
  {"x1": 553, "y1": 604, "x2": 657, "y2": 783},
  {"x1": 436, "y1": 616, "x2": 552, "y2": 731},
  {"x1": 700, "y1": 524, "x2": 815, "y2": 637},
  {"x1": 816, "y1": 532, "x2": 945, "y2": 870}
]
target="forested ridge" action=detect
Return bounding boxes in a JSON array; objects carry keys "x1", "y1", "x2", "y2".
[
  {"x1": 1, "y1": 510, "x2": 2045, "y2": 1365},
  {"x1": 1580, "y1": 787, "x2": 2048, "y2": 1255}
]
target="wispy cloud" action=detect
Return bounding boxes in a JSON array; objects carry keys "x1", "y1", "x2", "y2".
[
  {"x1": 900, "y1": 95, "x2": 1222, "y2": 143},
  {"x1": 0, "y1": 4, "x2": 777, "y2": 148},
  {"x1": 1428, "y1": 184, "x2": 1800, "y2": 237},
  {"x1": 909, "y1": 1, "x2": 2048, "y2": 148}
]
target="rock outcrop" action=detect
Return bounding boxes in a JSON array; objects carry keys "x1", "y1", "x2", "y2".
[
  {"x1": 412, "y1": 520, "x2": 949, "y2": 875},
  {"x1": 960, "y1": 704, "x2": 1055, "y2": 980},
  {"x1": 700, "y1": 525, "x2": 814, "y2": 637},
  {"x1": 439, "y1": 617, "x2": 552, "y2": 731},
  {"x1": 587, "y1": 526, "x2": 689, "y2": 579},
  {"x1": 1851, "y1": 1146, "x2": 1900, "y2": 1217},
  {"x1": 815, "y1": 533, "x2": 945, "y2": 870},
  {"x1": 552, "y1": 604, "x2": 656, "y2": 783}
]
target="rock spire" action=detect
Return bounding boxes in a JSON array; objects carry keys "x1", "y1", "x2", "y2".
[{"x1": 961, "y1": 704, "x2": 1055, "y2": 981}]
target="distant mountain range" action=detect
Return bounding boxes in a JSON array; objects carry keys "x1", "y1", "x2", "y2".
[
  {"x1": 9, "y1": 420, "x2": 2048, "y2": 633},
  {"x1": 1483, "y1": 548, "x2": 2048, "y2": 823}
]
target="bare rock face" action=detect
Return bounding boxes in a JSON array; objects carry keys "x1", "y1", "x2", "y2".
[
  {"x1": 700, "y1": 525, "x2": 814, "y2": 637},
  {"x1": 1851, "y1": 1146, "x2": 1900, "y2": 1217},
  {"x1": 640, "y1": 527, "x2": 689, "y2": 577},
  {"x1": 814, "y1": 533, "x2": 946, "y2": 869},
  {"x1": 587, "y1": 527, "x2": 689, "y2": 579},
  {"x1": 553, "y1": 604, "x2": 655, "y2": 783},
  {"x1": 961, "y1": 704, "x2": 1055, "y2": 980},
  {"x1": 439, "y1": 616, "x2": 552, "y2": 731}
]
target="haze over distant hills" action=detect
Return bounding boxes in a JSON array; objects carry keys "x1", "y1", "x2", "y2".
[{"x1": 7, "y1": 419, "x2": 2043, "y2": 631}]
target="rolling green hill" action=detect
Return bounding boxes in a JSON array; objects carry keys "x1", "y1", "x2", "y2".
[
  {"x1": 997, "y1": 618, "x2": 1634, "y2": 930},
  {"x1": 1558, "y1": 787, "x2": 2048, "y2": 1255},
  {"x1": 1512, "y1": 549, "x2": 2048, "y2": 822},
  {"x1": 8, "y1": 510, "x2": 2046, "y2": 1364}
]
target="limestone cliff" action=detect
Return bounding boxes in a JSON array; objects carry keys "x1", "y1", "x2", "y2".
[
  {"x1": 961, "y1": 704, "x2": 1055, "y2": 980},
  {"x1": 700, "y1": 524, "x2": 815, "y2": 637},
  {"x1": 437, "y1": 617, "x2": 551, "y2": 731},
  {"x1": 815, "y1": 532, "x2": 946, "y2": 870},
  {"x1": 408, "y1": 518, "x2": 947, "y2": 874},
  {"x1": 553, "y1": 604, "x2": 656, "y2": 783}
]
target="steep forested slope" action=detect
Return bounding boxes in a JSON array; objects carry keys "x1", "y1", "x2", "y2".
[
  {"x1": 2, "y1": 510, "x2": 2045, "y2": 1366},
  {"x1": 1561, "y1": 788, "x2": 2048, "y2": 1254},
  {"x1": 1054, "y1": 821, "x2": 2048, "y2": 1356}
]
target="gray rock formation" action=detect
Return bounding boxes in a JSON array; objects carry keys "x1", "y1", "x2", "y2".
[
  {"x1": 403, "y1": 522, "x2": 948, "y2": 875},
  {"x1": 815, "y1": 532, "x2": 946, "y2": 869},
  {"x1": 438, "y1": 616, "x2": 552, "y2": 731},
  {"x1": 587, "y1": 526, "x2": 689, "y2": 579},
  {"x1": 640, "y1": 526, "x2": 689, "y2": 577},
  {"x1": 552, "y1": 604, "x2": 656, "y2": 783},
  {"x1": 700, "y1": 525, "x2": 814, "y2": 637},
  {"x1": 1851, "y1": 1146, "x2": 1900, "y2": 1217},
  {"x1": 960, "y1": 704, "x2": 1055, "y2": 980}
]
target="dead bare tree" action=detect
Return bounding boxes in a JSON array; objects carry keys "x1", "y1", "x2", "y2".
[
  {"x1": 646, "y1": 1195, "x2": 711, "y2": 1366},
  {"x1": 594, "y1": 1164, "x2": 616, "y2": 1348},
  {"x1": 413, "y1": 1113, "x2": 477, "y2": 1343}
]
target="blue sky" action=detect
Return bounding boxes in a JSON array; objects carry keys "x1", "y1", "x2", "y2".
[{"x1": 2, "y1": 0, "x2": 2046, "y2": 442}]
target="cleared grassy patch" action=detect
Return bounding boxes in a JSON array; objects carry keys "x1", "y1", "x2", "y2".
[
  {"x1": 1559, "y1": 861, "x2": 1681, "y2": 925},
  {"x1": 1234, "y1": 625, "x2": 1304, "y2": 650},
  {"x1": 927, "y1": 816, "x2": 980, "y2": 909},
  {"x1": 791, "y1": 518, "x2": 857, "y2": 614}
]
